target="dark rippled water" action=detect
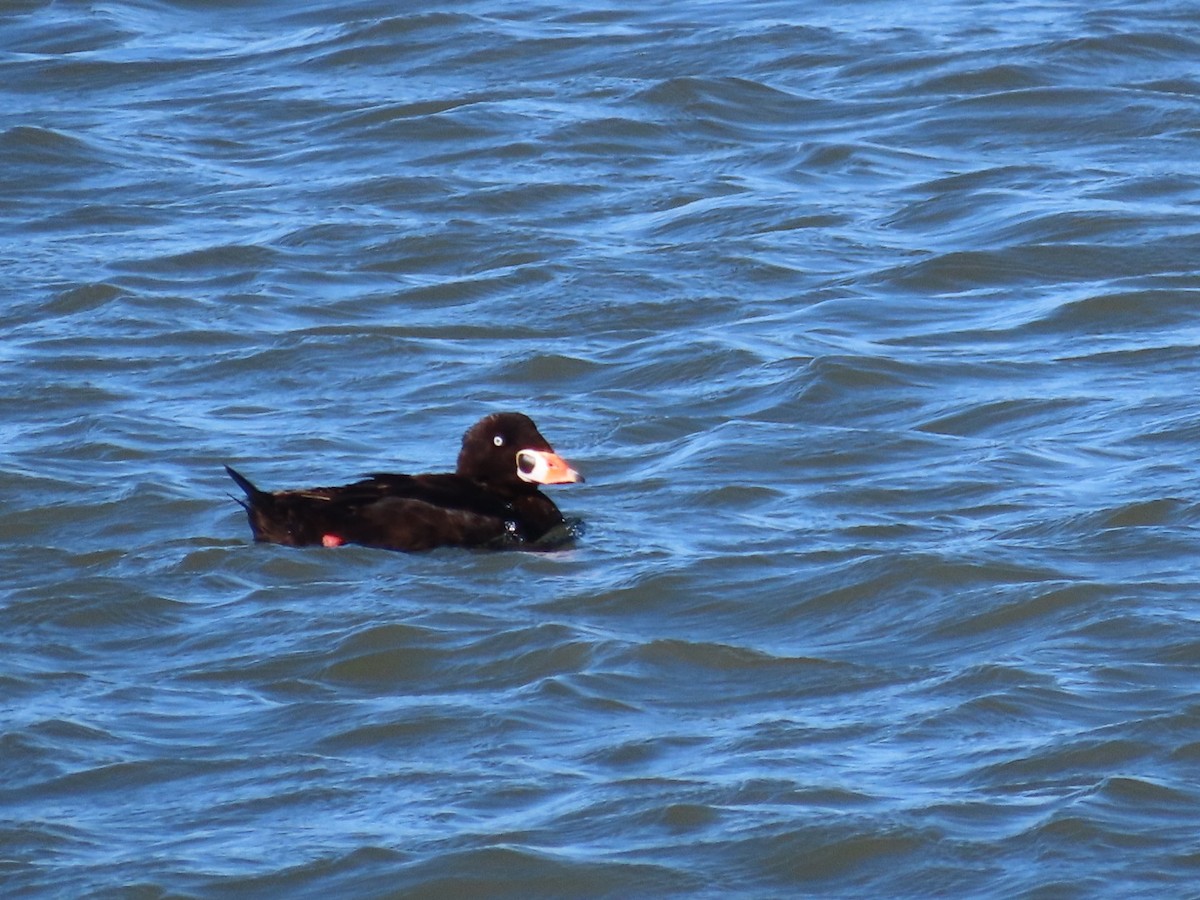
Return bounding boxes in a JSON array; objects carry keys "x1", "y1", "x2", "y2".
[{"x1": 5, "y1": 1, "x2": 1200, "y2": 896}]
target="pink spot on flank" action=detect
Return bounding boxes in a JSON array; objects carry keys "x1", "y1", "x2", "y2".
[{"x1": 322, "y1": 534, "x2": 345, "y2": 548}]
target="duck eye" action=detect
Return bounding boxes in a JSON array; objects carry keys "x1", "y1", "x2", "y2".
[{"x1": 493, "y1": 435, "x2": 505, "y2": 447}]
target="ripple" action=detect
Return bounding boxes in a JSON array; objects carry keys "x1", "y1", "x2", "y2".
[{"x1": 386, "y1": 846, "x2": 701, "y2": 899}]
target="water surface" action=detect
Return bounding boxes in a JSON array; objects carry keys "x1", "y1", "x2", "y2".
[{"x1": 3, "y1": 1, "x2": 1200, "y2": 896}]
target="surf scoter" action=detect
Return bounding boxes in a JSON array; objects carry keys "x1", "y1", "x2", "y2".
[{"x1": 225, "y1": 412, "x2": 583, "y2": 552}]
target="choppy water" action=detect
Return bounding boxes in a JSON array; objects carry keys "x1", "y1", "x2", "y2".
[{"x1": 4, "y1": 1, "x2": 1200, "y2": 896}]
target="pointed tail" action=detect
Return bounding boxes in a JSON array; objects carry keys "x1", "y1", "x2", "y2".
[{"x1": 225, "y1": 465, "x2": 263, "y2": 508}]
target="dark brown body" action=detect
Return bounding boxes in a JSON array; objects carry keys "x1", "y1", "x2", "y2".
[{"x1": 225, "y1": 468, "x2": 570, "y2": 551}]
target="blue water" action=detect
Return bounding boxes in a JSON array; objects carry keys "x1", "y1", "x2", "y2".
[{"x1": 4, "y1": 1, "x2": 1200, "y2": 896}]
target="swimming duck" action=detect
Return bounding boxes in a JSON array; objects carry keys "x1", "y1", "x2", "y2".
[{"x1": 226, "y1": 412, "x2": 583, "y2": 552}]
